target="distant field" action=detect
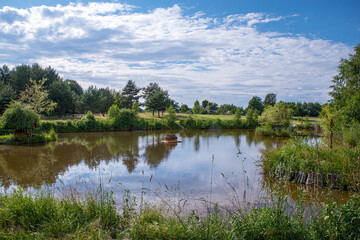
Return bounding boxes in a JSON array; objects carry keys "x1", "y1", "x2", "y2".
[
  {"x1": 138, "y1": 112, "x2": 242, "y2": 120},
  {"x1": 40, "y1": 112, "x2": 319, "y2": 124},
  {"x1": 290, "y1": 116, "x2": 320, "y2": 125}
]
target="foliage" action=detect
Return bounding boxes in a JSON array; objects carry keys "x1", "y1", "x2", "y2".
[
  {"x1": 18, "y1": 78, "x2": 57, "y2": 115},
  {"x1": 164, "y1": 105, "x2": 178, "y2": 129},
  {"x1": 259, "y1": 101, "x2": 292, "y2": 128},
  {"x1": 263, "y1": 138, "x2": 360, "y2": 191},
  {"x1": 330, "y1": 44, "x2": 360, "y2": 125},
  {"x1": 131, "y1": 102, "x2": 139, "y2": 115},
  {"x1": 263, "y1": 93, "x2": 277, "y2": 107},
  {"x1": 245, "y1": 109, "x2": 259, "y2": 128},
  {"x1": 120, "y1": 80, "x2": 141, "y2": 109},
  {"x1": 320, "y1": 105, "x2": 339, "y2": 148},
  {"x1": 247, "y1": 96, "x2": 263, "y2": 113},
  {"x1": 49, "y1": 80, "x2": 75, "y2": 116},
  {"x1": 0, "y1": 80, "x2": 16, "y2": 114},
  {"x1": 1, "y1": 102, "x2": 39, "y2": 132},
  {"x1": 192, "y1": 100, "x2": 201, "y2": 114},
  {"x1": 143, "y1": 83, "x2": 170, "y2": 117},
  {"x1": 180, "y1": 104, "x2": 189, "y2": 113},
  {"x1": 283, "y1": 101, "x2": 322, "y2": 117}
]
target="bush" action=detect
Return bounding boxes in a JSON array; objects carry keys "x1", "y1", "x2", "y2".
[{"x1": 2, "y1": 102, "x2": 39, "y2": 133}]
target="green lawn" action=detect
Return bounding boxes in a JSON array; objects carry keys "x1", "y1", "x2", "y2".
[{"x1": 139, "y1": 112, "x2": 242, "y2": 121}]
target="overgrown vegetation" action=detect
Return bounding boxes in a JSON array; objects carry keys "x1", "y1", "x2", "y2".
[
  {"x1": 263, "y1": 138, "x2": 360, "y2": 191},
  {"x1": 0, "y1": 187, "x2": 359, "y2": 239}
]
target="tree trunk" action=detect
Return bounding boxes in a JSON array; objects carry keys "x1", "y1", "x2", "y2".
[{"x1": 158, "y1": 110, "x2": 160, "y2": 118}]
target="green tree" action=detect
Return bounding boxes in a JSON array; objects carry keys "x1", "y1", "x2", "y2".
[
  {"x1": 201, "y1": 100, "x2": 209, "y2": 108},
  {"x1": 143, "y1": 83, "x2": 169, "y2": 117},
  {"x1": 49, "y1": 81, "x2": 74, "y2": 116},
  {"x1": 114, "y1": 92, "x2": 120, "y2": 108},
  {"x1": 193, "y1": 100, "x2": 201, "y2": 114},
  {"x1": 180, "y1": 104, "x2": 189, "y2": 113},
  {"x1": 247, "y1": 96, "x2": 263, "y2": 113},
  {"x1": 320, "y1": 105, "x2": 339, "y2": 148},
  {"x1": 263, "y1": 93, "x2": 277, "y2": 107},
  {"x1": 235, "y1": 107, "x2": 242, "y2": 121},
  {"x1": 98, "y1": 87, "x2": 115, "y2": 116},
  {"x1": 246, "y1": 109, "x2": 259, "y2": 128},
  {"x1": 120, "y1": 80, "x2": 141, "y2": 109},
  {"x1": 330, "y1": 44, "x2": 360, "y2": 126},
  {"x1": 0, "y1": 65, "x2": 10, "y2": 84},
  {"x1": 9, "y1": 64, "x2": 31, "y2": 94},
  {"x1": 131, "y1": 102, "x2": 139, "y2": 115},
  {"x1": 65, "y1": 79, "x2": 83, "y2": 96},
  {"x1": 0, "y1": 81, "x2": 16, "y2": 114},
  {"x1": 259, "y1": 101, "x2": 292, "y2": 128},
  {"x1": 2, "y1": 101, "x2": 39, "y2": 136},
  {"x1": 18, "y1": 78, "x2": 57, "y2": 114},
  {"x1": 165, "y1": 105, "x2": 178, "y2": 128}
]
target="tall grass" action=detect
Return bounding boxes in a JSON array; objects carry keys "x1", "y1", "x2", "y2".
[
  {"x1": 263, "y1": 138, "x2": 360, "y2": 191},
  {"x1": 0, "y1": 186, "x2": 359, "y2": 239}
]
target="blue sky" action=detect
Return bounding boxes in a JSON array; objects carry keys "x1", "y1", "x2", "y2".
[{"x1": 0, "y1": 0, "x2": 359, "y2": 107}]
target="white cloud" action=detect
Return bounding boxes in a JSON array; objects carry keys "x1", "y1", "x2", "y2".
[{"x1": 0, "y1": 2, "x2": 352, "y2": 106}]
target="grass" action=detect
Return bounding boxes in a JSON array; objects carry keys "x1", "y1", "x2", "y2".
[
  {"x1": 263, "y1": 138, "x2": 360, "y2": 191},
  {"x1": 139, "y1": 112, "x2": 240, "y2": 121},
  {"x1": 0, "y1": 186, "x2": 359, "y2": 239},
  {"x1": 0, "y1": 129, "x2": 58, "y2": 145}
]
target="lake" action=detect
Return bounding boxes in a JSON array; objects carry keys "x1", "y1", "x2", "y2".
[{"x1": 0, "y1": 130, "x2": 350, "y2": 207}]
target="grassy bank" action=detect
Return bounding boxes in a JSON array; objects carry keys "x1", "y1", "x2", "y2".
[
  {"x1": 36, "y1": 111, "x2": 256, "y2": 133},
  {"x1": 0, "y1": 129, "x2": 57, "y2": 145},
  {"x1": 0, "y1": 187, "x2": 359, "y2": 239},
  {"x1": 263, "y1": 138, "x2": 360, "y2": 191}
]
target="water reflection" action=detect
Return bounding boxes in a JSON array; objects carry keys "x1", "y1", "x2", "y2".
[{"x1": 0, "y1": 130, "x2": 349, "y2": 205}]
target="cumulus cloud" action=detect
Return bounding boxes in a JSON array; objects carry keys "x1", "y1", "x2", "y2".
[{"x1": 0, "y1": 2, "x2": 352, "y2": 106}]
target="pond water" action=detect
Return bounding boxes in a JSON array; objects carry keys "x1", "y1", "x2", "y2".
[{"x1": 0, "y1": 130, "x2": 350, "y2": 207}]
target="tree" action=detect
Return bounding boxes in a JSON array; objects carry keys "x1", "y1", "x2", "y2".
[
  {"x1": 9, "y1": 64, "x2": 31, "y2": 94},
  {"x1": 2, "y1": 101, "x2": 39, "y2": 136},
  {"x1": 330, "y1": 44, "x2": 360, "y2": 125},
  {"x1": 98, "y1": 87, "x2": 115, "y2": 115},
  {"x1": 49, "y1": 81, "x2": 74, "y2": 116},
  {"x1": 193, "y1": 100, "x2": 201, "y2": 114},
  {"x1": 120, "y1": 80, "x2": 141, "y2": 109},
  {"x1": 165, "y1": 105, "x2": 177, "y2": 128},
  {"x1": 131, "y1": 102, "x2": 139, "y2": 115},
  {"x1": 180, "y1": 104, "x2": 189, "y2": 113},
  {"x1": 235, "y1": 107, "x2": 242, "y2": 121},
  {"x1": 259, "y1": 102, "x2": 292, "y2": 128},
  {"x1": 0, "y1": 65, "x2": 10, "y2": 85},
  {"x1": 143, "y1": 83, "x2": 170, "y2": 117},
  {"x1": 202, "y1": 100, "x2": 209, "y2": 108},
  {"x1": 320, "y1": 105, "x2": 339, "y2": 148},
  {"x1": 247, "y1": 96, "x2": 263, "y2": 113},
  {"x1": 65, "y1": 79, "x2": 83, "y2": 96},
  {"x1": 246, "y1": 109, "x2": 259, "y2": 128},
  {"x1": 263, "y1": 93, "x2": 277, "y2": 107},
  {"x1": 0, "y1": 81, "x2": 16, "y2": 114},
  {"x1": 18, "y1": 78, "x2": 57, "y2": 114}
]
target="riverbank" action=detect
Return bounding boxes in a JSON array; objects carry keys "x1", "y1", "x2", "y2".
[
  {"x1": 0, "y1": 129, "x2": 57, "y2": 145},
  {"x1": 36, "y1": 112, "x2": 255, "y2": 133},
  {"x1": 262, "y1": 138, "x2": 360, "y2": 192},
  {"x1": 0, "y1": 187, "x2": 359, "y2": 239}
]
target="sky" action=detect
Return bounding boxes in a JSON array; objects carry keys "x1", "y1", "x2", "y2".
[{"x1": 0, "y1": 0, "x2": 359, "y2": 107}]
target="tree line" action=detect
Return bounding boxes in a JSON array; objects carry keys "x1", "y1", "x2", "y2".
[
  {"x1": 1, "y1": 63, "x2": 323, "y2": 118},
  {"x1": 0, "y1": 63, "x2": 178, "y2": 117}
]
